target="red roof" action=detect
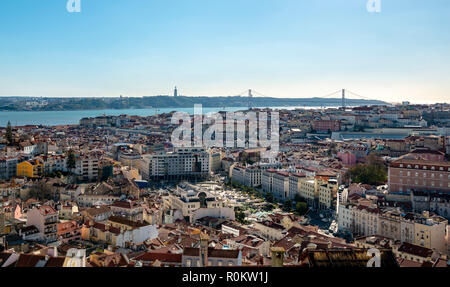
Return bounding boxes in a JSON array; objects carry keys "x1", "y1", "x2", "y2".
[{"x1": 133, "y1": 252, "x2": 182, "y2": 263}]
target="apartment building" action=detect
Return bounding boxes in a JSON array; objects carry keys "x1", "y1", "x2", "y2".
[
  {"x1": 253, "y1": 220, "x2": 287, "y2": 241},
  {"x1": 299, "y1": 178, "x2": 317, "y2": 207},
  {"x1": 209, "y1": 151, "x2": 223, "y2": 173},
  {"x1": 272, "y1": 172, "x2": 290, "y2": 202},
  {"x1": 110, "y1": 200, "x2": 144, "y2": 221},
  {"x1": 0, "y1": 158, "x2": 17, "y2": 180},
  {"x1": 262, "y1": 169, "x2": 277, "y2": 194},
  {"x1": 77, "y1": 194, "x2": 120, "y2": 208},
  {"x1": 338, "y1": 202, "x2": 381, "y2": 237},
  {"x1": 312, "y1": 120, "x2": 341, "y2": 133},
  {"x1": 288, "y1": 173, "x2": 307, "y2": 201},
  {"x1": 318, "y1": 179, "x2": 338, "y2": 210},
  {"x1": 231, "y1": 166, "x2": 262, "y2": 188},
  {"x1": 75, "y1": 156, "x2": 99, "y2": 182},
  {"x1": 231, "y1": 165, "x2": 246, "y2": 186},
  {"x1": 338, "y1": 201, "x2": 448, "y2": 254},
  {"x1": 26, "y1": 206, "x2": 58, "y2": 243},
  {"x1": 16, "y1": 159, "x2": 44, "y2": 178},
  {"x1": 81, "y1": 218, "x2": 158, "y2": 248},
  {"x1": 41, "y1": 155, "x2": 67, "y2": 174},
  {"x1": 245, "y1": 166, "x2": 262, "y2": 187},
  {"x1": 388, "y1": 158, "x2": 450, "y2": 193},
  {"x1": 145, "y1": 147, "x2": 210, "y2": 181}
]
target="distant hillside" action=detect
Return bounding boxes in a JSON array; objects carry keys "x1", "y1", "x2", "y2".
[{"x1": 0, "y1": 96, "x2": 387, "y2": 111}]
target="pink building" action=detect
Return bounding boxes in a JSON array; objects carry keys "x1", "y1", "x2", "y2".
[
  {"x1": 26, "y1": 205, "x2": 58, "y2": 243},
  {"x1": 338, "y1": 151, "x2": 357, "y2": 166},
  {"x1": 313, "y1": 120, "x2": 341, "y2": 133},
  {"x1": 389, "y1": 158, "x2": 450, "y2": 193}
]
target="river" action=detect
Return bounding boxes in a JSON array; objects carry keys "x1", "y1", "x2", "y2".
[{"x1": 0, "y1": 106, "x2": 337, "y2": 127}]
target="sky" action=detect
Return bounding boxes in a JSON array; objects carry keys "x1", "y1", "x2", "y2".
[{"x1": 0, "y1": 0, "x2": 449, "y2": 104}]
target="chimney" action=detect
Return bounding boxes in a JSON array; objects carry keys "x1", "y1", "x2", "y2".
[
  {"x1": 48, "y1": 246, "x2": 58, "y2": 257},
  {"x1": 271, "y1": 247, "x2": 285, "y2": 267}
]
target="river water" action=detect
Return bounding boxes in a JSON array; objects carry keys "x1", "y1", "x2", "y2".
[{"x1": 0, "y1": 105, "x2": 335, "y2": 127}]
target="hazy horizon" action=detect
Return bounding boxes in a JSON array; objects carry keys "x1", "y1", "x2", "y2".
[{"x1": 1, "y1": 0, "x2": 449, "y2": 105}]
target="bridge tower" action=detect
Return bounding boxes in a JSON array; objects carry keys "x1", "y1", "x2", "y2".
[{"x1": 342, "y1": 89, "x2": 346, "y2": 110}]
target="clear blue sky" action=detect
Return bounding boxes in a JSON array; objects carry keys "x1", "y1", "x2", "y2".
[{"x1": 0, "y1": 0, "x2": 449, "y2": 103}]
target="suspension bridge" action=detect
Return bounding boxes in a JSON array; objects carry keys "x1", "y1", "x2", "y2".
[{"x1": 229, "y1": 88, "x2": 386, "y2": 110}]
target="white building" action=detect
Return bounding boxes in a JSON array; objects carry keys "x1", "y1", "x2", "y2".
[
  {"x1": 272, "y1": 172, "x2": 290, "y2": 202},
  {"x1": 299, "y1": 178, "x2": 316, "y2": 207},
  {"x1": 145, "y1": 147, "x2": 210, "y2": 181},
  {"x1": 75, "y1": 155, "x2": 99, "y2": 182},
  {"x1": 163, "y1": 184, "x2": 223, "y2": 222},
  {"x1": 231, "y1": 166, "x2": 261, "y2": 188},
  {"x1": 288, "y1": 173, "x2": 307, "y2": 201},
  {"x1": 262, "y1": 169, "x2": 277, "y2": 194},
  {"x1": 338, "y1": 200, "x2": 448, "y2": 254}
]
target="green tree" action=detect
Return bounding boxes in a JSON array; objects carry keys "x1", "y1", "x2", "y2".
[
  {"x1": 6, "y1": 121, "x2": 13, "y2": 145},
  {"x1": 294, "y1": 194, "x2": 306, "y2": 203},
  {"x1": 346, "y1": 153, "x2": 387, "y2": 185},
  {"x1": 235, "y1": 210, "x2": 246, "y2": 224},
  {"x1": 295, "y1": 202, "x2": 308, "y2": 215},
  {"x1": 265, "y1": 192, "x2": 274, "y2": 203},
  {"x1": 67, "y1": 149, "x2": 76, "y2": 172},
  {"x1": 282, "y1": 200, "x2": 293, "y2": 212}
]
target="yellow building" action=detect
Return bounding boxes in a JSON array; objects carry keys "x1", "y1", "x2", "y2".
[
  {"x1": 81, "y1": 221, "x2": 121, "y2": 246},
  {"x1": 16, "y1": 159, "x2": 44, "y2": 178}
]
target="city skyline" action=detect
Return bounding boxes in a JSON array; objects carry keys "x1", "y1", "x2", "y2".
[{"x1": 1, "y1": 0, "x2": 450, "y2": 104}]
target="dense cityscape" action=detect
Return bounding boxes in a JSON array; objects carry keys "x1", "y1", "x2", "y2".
[
  {"x1": 1, "y1": 1, "x2": 449, "y2": 282},
  {"x1": 1, "y1": 98, "x2": 449, "y2": 268}
]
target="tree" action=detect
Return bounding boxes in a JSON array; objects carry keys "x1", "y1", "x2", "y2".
[
  {"x1": 346, "y1": 153, "x2": 387, "y2": 185},
  {"x1": 29, "y1": 182, "x2": 54, "y2": 200},
  {"x1": 235, "y1": 210, "x2": 246, "y2": 224},
  {"x1": 6, "y1": 121, "x2": 13, "y2": 145},
  {"x1": 295, "y1": 202, "x2": 308, "y2": 215},
  {"x1": 282, "y1": 200, "x2": 293, "y2": 212},
  {"x1": 67, "y1": 149, "x2": 76, "y2": 172},
  {"x1": 294, "y1": 194, "x2": 306, "y2": 203},
  {"x1": 265, "y1": 192, "x2": 274, "y2": 203}
]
